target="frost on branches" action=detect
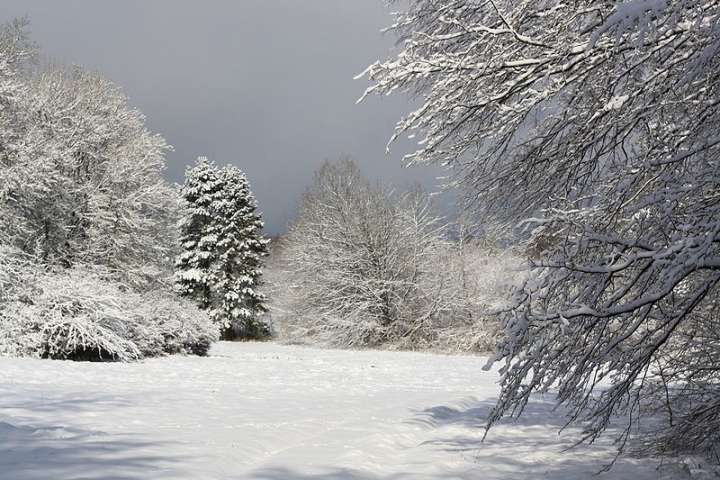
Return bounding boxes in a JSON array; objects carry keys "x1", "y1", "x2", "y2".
[
  {"x1": 0, "y1": 20, "x2": 217, "y2": 361},
  {"x1": 0, "y1": 34, "x2": 177, "y2": 283},
  {"x1": 278, "y1": 159, "x2": 474, "y2": 348},
  {"x1": 0, "y1": 248, "x2": 218, "y2": 361},
  {"x1": 362, "y1": 0, "x2": 720, "y2": 462},
  {"x1": 176, "y1": 157, "x2": 270, "y2": 340}
]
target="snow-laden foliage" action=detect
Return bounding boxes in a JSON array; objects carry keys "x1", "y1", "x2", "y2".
[
  {"x1": 435, "y1": 233, "x2": 524, "y2": 353},
  {"x1": 0, "y1": 63, "x2": 177, "y2": 284},
  {"x1": 176, "y1": 157, "x2": 270, "y2": 340},
  {"x1": 277, "y1": 159, "x2": 477, "y2": 349},
  {"x1": 0, "y1": 20, "x2": 216, "y2": 361},
  {"x1": 268, "y1": 232, "x2": 517, "y2": 353},
  {"x1": 362, "y1": 0, "x2": 720, "y2": 462},
  {"x1": 0, "y1": 254, "x2": 218, "y2": 361},
  {"x1": 0, "y1": 19, "x2": 33, "y2": 166}
]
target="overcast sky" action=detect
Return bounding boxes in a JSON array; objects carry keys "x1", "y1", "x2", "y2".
[{"x1": 0, "y1": 0, "x2": 447, "y2": 233}]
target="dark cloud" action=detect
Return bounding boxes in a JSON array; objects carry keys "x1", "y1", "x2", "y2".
[{"x1": 0, "y1": 0, "x2": 447, "y2": 233}]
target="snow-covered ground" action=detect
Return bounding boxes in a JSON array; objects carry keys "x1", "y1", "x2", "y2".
[{"x1": 0, "y1": 342, "x2": 663, "y2": 479}]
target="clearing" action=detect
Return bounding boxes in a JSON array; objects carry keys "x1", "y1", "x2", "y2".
[{"x1": 0, "y1": 342, "x2": 662, "y2": 479}]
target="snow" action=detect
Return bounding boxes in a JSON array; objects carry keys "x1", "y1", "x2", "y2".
[{"x1": 0, "y1": 342, "x2": 661, "y2": 479}]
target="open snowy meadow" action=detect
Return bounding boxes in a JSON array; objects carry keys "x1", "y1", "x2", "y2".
[{"x1": 0, "y1": 342, "x2": 663, "y2": 480}]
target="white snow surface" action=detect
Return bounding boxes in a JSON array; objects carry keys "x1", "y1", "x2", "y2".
[{"x1": 0, "y1": 342, "x2": 662, "y2": 479}]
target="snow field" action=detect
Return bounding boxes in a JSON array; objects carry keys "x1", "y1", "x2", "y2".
[{"x1": 0, "y1": 342, "x2": 661, "y2": 479}]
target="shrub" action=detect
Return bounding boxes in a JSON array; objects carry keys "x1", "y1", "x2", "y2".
[{"x1": 0, "y1": 261, "x2": 218, "y2": 361}]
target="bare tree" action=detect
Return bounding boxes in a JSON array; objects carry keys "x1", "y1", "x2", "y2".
[
  {"x1": 361, "y1": 0, "x2": 720, "y2": 461},
  {"x1": 279, "y1": 159, "x2": 469, "y2": 348}
]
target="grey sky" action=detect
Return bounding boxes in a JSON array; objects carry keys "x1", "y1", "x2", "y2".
[{"x1": 0, "y1": 0, "x2": 446, "y2": 233}]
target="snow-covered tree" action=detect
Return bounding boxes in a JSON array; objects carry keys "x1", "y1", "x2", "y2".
[
  {"x1": 280, "y1": 159, "x2": 470, "y2": 347},
  {"x1": 176, "y1": 157, "x2": 270, "y2": 340},
  {"x1": 362, "y1": 0, "x2": 720, "y2": 462},
  {"x1": 0, "y1": 60, "x2": 177, "y2": 283},
  {"x1": 0, "y1": 20, "x2": 217, "y2": 361},
  {"x1": 0, "y1": 17, "x2": 34, "y2": 208}
]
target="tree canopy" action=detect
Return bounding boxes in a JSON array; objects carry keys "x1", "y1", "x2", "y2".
[{"x1": 362, "y1": 0, "x2": 720, "y2": 460}]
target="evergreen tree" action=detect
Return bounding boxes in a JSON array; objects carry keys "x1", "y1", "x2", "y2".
[{"x1": 175, "y1": 157, "x2": 270, "y2": 340}]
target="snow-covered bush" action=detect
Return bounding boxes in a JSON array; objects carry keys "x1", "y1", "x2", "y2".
[
  {"x1": 362, "y1": 0, "x2": 720, "y2": 464},
  {"x1": 428, "y1": 242, "x2": 523, "y2": 353},
  {"x1": 175, "y1": 157, "x2": 270, "y2": 340},
  {"x1": 0, "y1": 265, "x2": 218, "y2": 361},
  {"x1": 125, "y1": 293, "x2": 219, "y2": 357},
  {"x1": 275, "y1": 159, "x2": 477, "y2": 349},
  {"x1": 0, "y1": 245, "x2": 32, "y2": 300}
]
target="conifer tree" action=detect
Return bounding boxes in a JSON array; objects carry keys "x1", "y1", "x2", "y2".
[{"x1": 175, "y1": 157, "x2": 270, "y2": 340}]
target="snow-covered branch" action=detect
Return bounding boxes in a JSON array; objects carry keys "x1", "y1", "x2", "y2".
[{"x1": 364, "y1": 0, "x2": 720, "y2": 461}]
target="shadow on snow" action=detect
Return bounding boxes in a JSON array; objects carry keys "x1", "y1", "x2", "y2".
[{"x1": 0, "y1": 389, "x2": 186, "y2": 480}]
